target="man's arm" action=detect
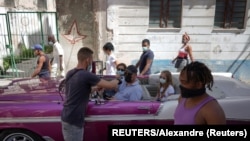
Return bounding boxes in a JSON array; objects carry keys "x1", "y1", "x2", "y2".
[
  {"x1": 96, "y1": 79, "x2": 119, "y2": 89},
  {"x1": 202, "y1": 100, "x2": 226, "y2": 125},
  {"x1": 31, "y1": 56, "x2": 45, "y2": 78},
  {"x1": 139, "y1": 59, "x2": 152, "y2": 75},
  {"x1": 59, "y1": 55, "x2": 63, "y2": 71},
  {"x1": 187, "y1": 45, "x2": 194, "y2": 62},
  {"x1": 48, "y1": 61, "x2": 52, "y2": 74},
  {"x1": 172, "y1": 56, "x2": 178, "y2": 63},
  {"x1": 56, "y1": 43, "x2": 64, "y2": 71}
]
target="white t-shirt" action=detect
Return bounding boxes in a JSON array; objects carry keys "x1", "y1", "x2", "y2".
[
  {"x1": 105, "y1": 53, "x2": 116, "y2": 75},
  {"x1": 51, "y1": 41, "x2": 65, "y2": 77},
  {"x1": 160, "y1": 85, "x2": 175, "y2": 101}
]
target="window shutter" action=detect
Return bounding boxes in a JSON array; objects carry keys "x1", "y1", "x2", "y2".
[
  {"x1": 149, "y1": 0, "x2": 182, "y2": 28},
  {"x1": 214, "y1": 0, "x2": 246, "y2": 29}
]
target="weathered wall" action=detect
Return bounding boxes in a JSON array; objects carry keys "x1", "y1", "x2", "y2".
[
  {"x1": 0, "y1": 0, "x2": 54, "y2": 11},
  {"x1": 55, "y1": 0, "x2": 97, "y2": 71},
  {"x1": 0, "y1": 0, "x2": 104, "y2": 74},
  {"x1": 106, "y1": 0, "x2": 250, "y2": 83}
]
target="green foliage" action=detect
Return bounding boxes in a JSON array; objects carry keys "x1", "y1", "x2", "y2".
[
  {"x1": 44, "y1": 45, "x2": 53, "y2": 54},
  {"x1": 1, "y1": 44, "x2": 52, "y2": 73},
  {"x1": 2, "y1": 47, "x2": 35, "y2": 72},
  {"x1": 20, "y1": 48, "x2": 35, "y2": 59},
  {"x1": 3, "y1": 56, "x2": 11, "y2": 72}
]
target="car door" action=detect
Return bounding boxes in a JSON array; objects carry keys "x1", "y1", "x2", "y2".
[{"x1": 84, "y1": 100, "x2": 161, "y2": 141}]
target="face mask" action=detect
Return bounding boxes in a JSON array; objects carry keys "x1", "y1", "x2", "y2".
[
  {"x1": 125, "y1": 73, "x2": 132, "y2": 83},
  {"x1": 48, "y1": 41, "x2": 53, "y2": 45},
  {"x1": 142, "y1": 47, "x2": 148, "y2": 52},
  {"x1": 116, "y1": 70, "x2": 125, "y2": 76},
  {"x1": 179, "y1": 85, "x2": 206, "y2": 98},
  {"x1": 159, "y1": 78, "x2": 166, "y2": 84}
]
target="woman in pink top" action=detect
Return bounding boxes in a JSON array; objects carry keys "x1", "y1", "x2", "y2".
[
  {"x1": 174, "y1": 61, "x2": 226, "y2": 125},
  {"x1": 172, "y1": 32, "x2": 194, "y2": 72}
]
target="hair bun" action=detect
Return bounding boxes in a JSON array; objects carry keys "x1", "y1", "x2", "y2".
[{"x1": 183, "y1": 32, "x2": 190, "y2": 41}]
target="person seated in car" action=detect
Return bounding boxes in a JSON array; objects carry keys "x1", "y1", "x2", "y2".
[
  {"x1": 156, "y1": 70, "x2": 175, "y2": 102},
  {"x1": 116, "y1": 63, "x2": 127, "y2": 79},
  {"x1": 108, "y1": 65, "x2": 143, "y2": 101},
  {"x1": 102, "y1": 63, "x2": 127, "y2": 99}
]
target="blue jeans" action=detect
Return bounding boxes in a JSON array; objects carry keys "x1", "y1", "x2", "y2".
[
  {"x1": 62, "y1": 121, "x2": 83, "y2": 141},
  {"x1": 38, "y1": 70, "x2": 50, "y2": 78}
]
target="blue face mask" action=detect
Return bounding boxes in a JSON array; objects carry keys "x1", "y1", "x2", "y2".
[
  {"x1": 117, "y1": 70, "x2": 125, "y2": 76},
  {"x1": 142, "y1": 47, "x2": 148, "y2": 52},
  {"x1": 159, "y1": 78, "x2": 166, "y2": 84}
]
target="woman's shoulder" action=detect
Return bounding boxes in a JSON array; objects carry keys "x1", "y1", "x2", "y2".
[{"x1": 185, "y1": 44, "x2": 192, "y2": 49}]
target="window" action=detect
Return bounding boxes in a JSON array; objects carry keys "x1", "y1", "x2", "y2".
[
  {"x1": 149, "y1": 0, "x2": 182, "y2": 28},
  {"x1": 214, "y1": 0, "x2": 247, "y2": 29}
]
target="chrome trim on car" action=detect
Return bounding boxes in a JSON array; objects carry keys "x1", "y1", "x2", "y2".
[
  {"x1": 0, "y1": 115, "x2": 156, "y2": 123},
  {"x1": 0, "y1": 116, "x2": 249, "y2": 123},
  {"x1": 85, "y1": 116, "x2": 250, "y2": 122},
  {"x1": 43, "y1": 136, "x2": 55, "y2": 141},
  {"x1": 85, "y1": 114, "x2": 156, "y2": 121},
  {"x1": 0, "y1": 116, "x2": 60, "y2": 123}
]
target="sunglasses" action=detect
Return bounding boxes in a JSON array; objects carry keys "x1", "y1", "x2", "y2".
[{"x1": 117, "y1": 68, "x2": 125, "y2": 71}]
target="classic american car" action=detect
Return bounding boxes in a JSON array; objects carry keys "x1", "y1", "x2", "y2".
[{"x1": 0, "y1": 73, "x2": 250, "y2": 141}]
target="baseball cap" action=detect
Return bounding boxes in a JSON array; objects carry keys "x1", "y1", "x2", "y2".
[
  {"x1": 32, "y1": 44, "x2": 43, "y2": 50},
  {"x1": 126, "y1": 65, "x2": 138, "y2": 74}
]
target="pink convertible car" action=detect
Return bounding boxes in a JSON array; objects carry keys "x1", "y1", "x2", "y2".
[{"x1": 0, "y1": 73, "x2": 249, "y2": 141}]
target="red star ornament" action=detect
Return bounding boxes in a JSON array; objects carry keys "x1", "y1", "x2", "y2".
[{"x1": 63, "y1": 20, "x2": 87, "y2": 44}]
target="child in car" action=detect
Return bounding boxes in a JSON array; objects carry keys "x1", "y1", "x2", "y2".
[{"x1": 156, "y1": 70, "x2": 175, "y2": 102}]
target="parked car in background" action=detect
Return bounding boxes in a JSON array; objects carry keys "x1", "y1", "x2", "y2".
[{"x1": 0, "y1": 73, "x2": 249, "y2": 141}]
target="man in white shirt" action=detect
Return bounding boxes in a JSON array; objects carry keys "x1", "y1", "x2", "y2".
[{"x1": 48, "y1": 35, "x2": 65, "y2": 78}]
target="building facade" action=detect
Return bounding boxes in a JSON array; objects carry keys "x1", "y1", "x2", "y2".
[
  {"x1": 0, "y1": 0, "x2": 249, "y2": 83},
  {"x1": 104, "y1": 0, "x2": 250, "y2": 83}
]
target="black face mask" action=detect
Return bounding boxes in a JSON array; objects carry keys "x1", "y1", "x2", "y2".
[
  {"x1": 179, "y1": 85, "x2": 206, "y2": 98},
  {"x1": 125, "y1": 73, "x2": 132, "y2": 83}
]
